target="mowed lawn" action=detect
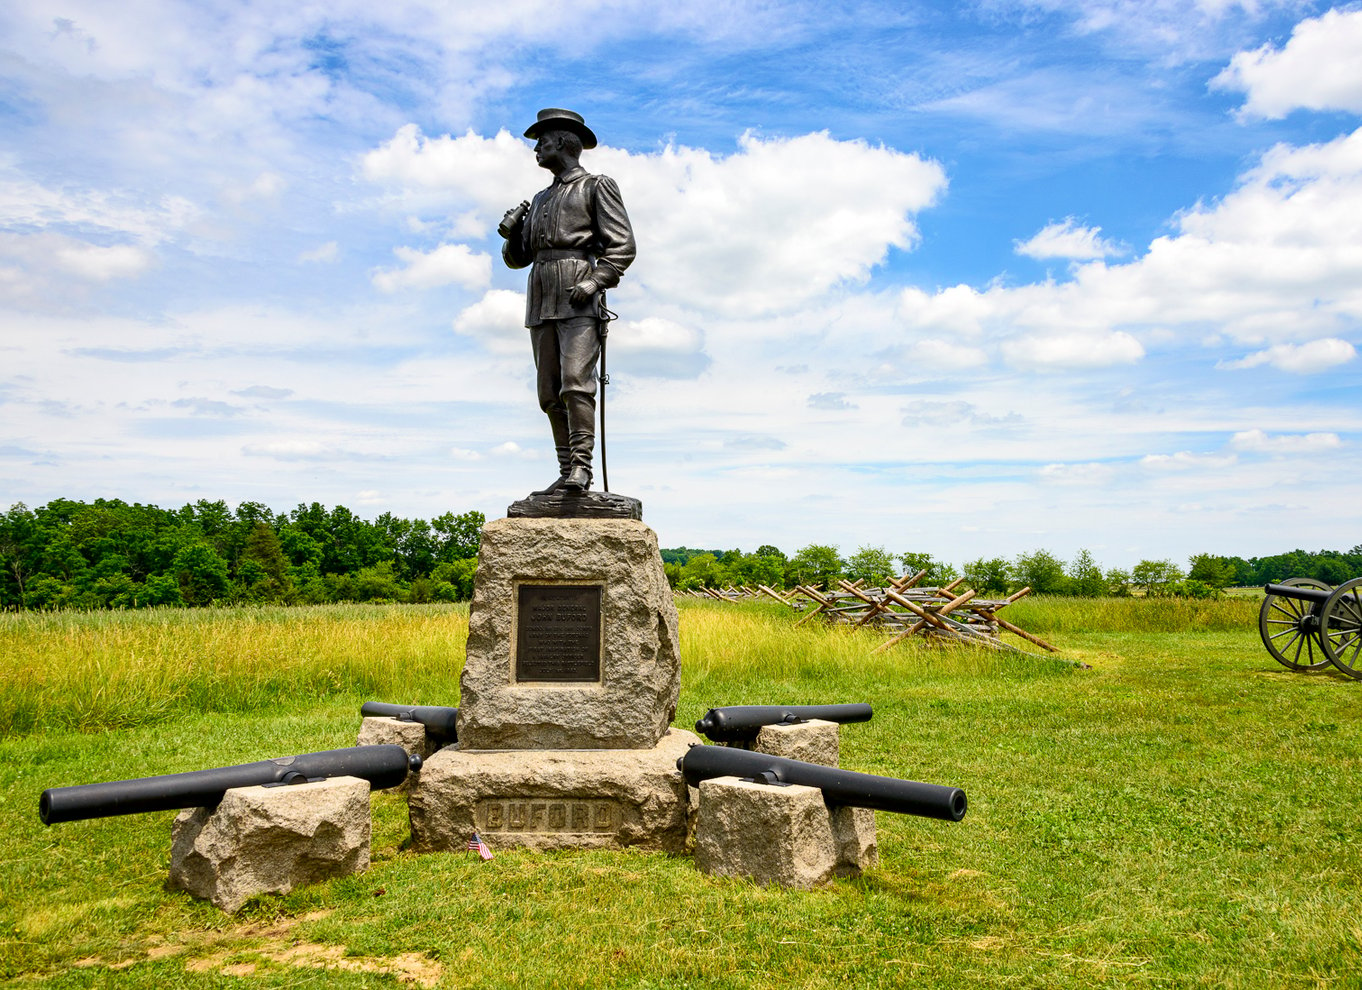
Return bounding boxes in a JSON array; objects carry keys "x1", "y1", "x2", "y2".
[{"x1": 0, "y1": 596, "x2": 1358, "y2": 988}]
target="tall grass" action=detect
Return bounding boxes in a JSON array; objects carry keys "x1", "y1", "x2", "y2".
[
  {"x1": 0, "y1": 603, "x2": 468, "y2": 736},
  {"x1": 0, "y1": 595, "x2": 1259, "y2": 737},
  {"x1": 998, "y1": 592, "x2": 1259, "y2": 633}
]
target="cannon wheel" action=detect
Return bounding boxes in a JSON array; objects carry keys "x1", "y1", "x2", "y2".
[
  {"x1": 1319, "y1": 577, "x2": 1362, "y2": 680},
  {"x1": 1259, "y1": 578, "x2": 1333, "y2": 671}
]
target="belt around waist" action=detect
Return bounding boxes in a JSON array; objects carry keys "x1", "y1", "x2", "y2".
[{"x1": 534, "y1": 248, "x2": 593, "y2": 262}]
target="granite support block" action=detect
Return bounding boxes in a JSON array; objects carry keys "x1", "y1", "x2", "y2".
[
  {"x1": 409, "y1": 729, "x2": 699, "y2": 853},
  {"x1": 752, "y1": 719, "x2": 840, "y2": 766},
  {"x1": 168, "y1": 776, "x2": 370, "y2": 914},
  {"x1": 694, "y1": 776, "x2": 877, "y2": 888}
]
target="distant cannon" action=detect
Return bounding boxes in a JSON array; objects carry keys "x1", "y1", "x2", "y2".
[{"x1": 1259, "y1": 578, "x2": 1362, "y2": 679}]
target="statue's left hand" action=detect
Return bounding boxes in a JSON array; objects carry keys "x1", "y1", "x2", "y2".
[{"x1": 568, "y1": 279, "x2": 598, "y2": 305}]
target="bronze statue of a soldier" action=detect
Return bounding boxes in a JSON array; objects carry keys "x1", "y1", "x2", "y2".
[{"x1": 498, "y1": 108, "x2": 636, "y2": 495}]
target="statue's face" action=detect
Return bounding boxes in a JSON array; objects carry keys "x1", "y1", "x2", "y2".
[{"x1": 534, "y1": 132, "x2": 570, "y2": 172}]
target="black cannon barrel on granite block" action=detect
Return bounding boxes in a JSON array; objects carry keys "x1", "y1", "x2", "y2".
[
  {"x1": 39, "y1": 745, "x2": 422, "y2": 825},
  {"x1": 676, "y1": 744, "x2": 966, "y2": 822},
  {"x1": 360, "y1": 702, "x2": 460, "y2": 742},
  {"x1": 693, "y1": 703, "x2": 872, "y2": 743}
]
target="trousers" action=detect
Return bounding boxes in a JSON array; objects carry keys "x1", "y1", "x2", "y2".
[{"x1": 530, "y1": 316, "x2": 600, "y2": 477}]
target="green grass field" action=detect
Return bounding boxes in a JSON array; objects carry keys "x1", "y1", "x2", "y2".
[{"x1": 1, "y1": 596, "x2": 1358, "y2": 988}]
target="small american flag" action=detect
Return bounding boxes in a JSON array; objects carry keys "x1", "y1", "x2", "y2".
[{"x1": 467, "y1": 832, "x2": 494, "y2": 861}]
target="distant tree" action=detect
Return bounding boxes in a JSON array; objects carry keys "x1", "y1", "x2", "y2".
[
  {"x1": 1105, "y1": 567, "x2": 1132, "y2": 597},
  {"x1": 432, "y1": 510, "x2": 485, "y2": 561},
  {"x1": 726, "y1": 552, "x2": 784, "y2": 588},
  {"x1": 898, "y1": 552, "x2": 964, "y2": 585},
  {"x1": 236, "y1": 522, "x2": 293, "y2": 601},
  {"x1": 1132, "y1": 559, "x2": 1185, "y2": 596},
  {"x1": 431, "y1": 558, "x2": 477, "y2": 600},
  {"x1": 1187, "y1": 553, "x2": 1237, "y2": 589},
  {"x1": 680, "y1": 553, "x2": 723, "y2": 589},
  {"x1": 173, "y1": 543, "x2": 231, "y2": 606},
  {"x1": 1067, "y1": 548, "x2": 1106, "y2": 597},
  {"x1": 963, "y1": 557, "x2": 1010, "y2": 595},
  {"x1": 787, "y1": 545, "x2": 844, "y2": 588},
  {"x1": 1012, "y1": 549, "x2": 1069, "y2": 594},
  {"x1": 846, "y1": 545, "x2": 895, "y2": 586},
  {"x1": 754, "y1": 545, "x2": 786, "y2": 561}
]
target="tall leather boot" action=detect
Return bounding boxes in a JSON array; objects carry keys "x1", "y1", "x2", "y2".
[
  {"x1": 532, "y1": 407, "x2": 573, "y2": 496},
  {"x1": 562, "y1": 391, "x2": 596, "y2": 491}
]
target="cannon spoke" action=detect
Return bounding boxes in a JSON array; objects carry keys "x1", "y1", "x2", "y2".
[
  {"x1": 1320, "y1": 578, "x2": 1362, "y2": 680},
  {"x1": 1259, "y1": 577, "x2": 1333, "y2": 671}
]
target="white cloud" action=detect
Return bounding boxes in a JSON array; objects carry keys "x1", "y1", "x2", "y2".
[
  {"x1": 366, "y1": 127, "x2": 947, "y2": 317},
  {"x1": 1220, "y1": 338, "x2": 1356, "y2": 374},
  {"x1": 1039, "y1": 462, "x2": 1116, "y2": 485},
  {"x1": 491, "y1": 441, "x2": 538, "y2": 460},
  {"x1": 900, "y1": 400, "x2": 1021, "y2": 427},
  {"x1": 898, "y1": 284, "x2": 995, "y2": 336},
  {"x1": 54, "y1": 243, "x2": 154, "y2": 281},
  {"x1": 609, "y1": 317, "x2": 709, "y2": 378},
  {"x1": 242, "y1": 439, "x2": 332, "y2": 460},
  {"x1": 1230, "y1": 429, "x2": 1343, "y2": 453},
  {"x1": 362, "y1": 126, "x2": 544, "y2": 219},
  {"x1": 1141, "y1": 451, "x2": 1238, "y2": 470},
  {"x1": 599, "y1": 132, "x2": 947, "y2": 316},
  {"x1": 372, "y1": 243, "x2": 491, "y2": 292},
  {"x1": 1213, "y1": 8, "x2": 1362, "y2": 119},
  {"x1": 448, "y1": 447, "x2": 483, "y2": 460},
  {"x1": 1015, "y1": 218, "x2": 1123, "y2": 260},
  {"x1": 1001, "y1": 330, "x2": 1144, "y2": 369},
  {"x1": 0, "y1": 167, "x2": 197, "y2": 245},
  {"x1": 894, "y1": 123, "x2": 1362, "y2": 369},
  {"x1": 897, "y1": 337, "x2": 990, "y2": 370},
  {"x1": 453, "y1": 289, "x2": 527, "y2": 355},
  {"x1": 298, "y1": 242, "x2": 339, "y2": 263}
]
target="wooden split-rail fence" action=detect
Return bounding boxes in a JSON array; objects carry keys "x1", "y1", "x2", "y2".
[{"x1": 678, "y1": 572, "x2": 1058, "y2": 655}]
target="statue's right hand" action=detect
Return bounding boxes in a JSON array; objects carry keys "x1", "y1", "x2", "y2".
[{"x1": 497, "y1": 200, "x2": 531, "y2": 239}]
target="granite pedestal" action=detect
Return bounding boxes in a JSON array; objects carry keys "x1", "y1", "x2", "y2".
[{"x1": 409, "y1": 515, "x2": 688, "y2": 852}]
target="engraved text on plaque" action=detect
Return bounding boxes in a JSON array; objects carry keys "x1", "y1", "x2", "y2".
[{"x1": 515, "y1": 584, "x2": 602, "y2": 682}]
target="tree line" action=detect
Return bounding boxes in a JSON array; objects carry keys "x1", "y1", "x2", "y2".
[
  {"x1": 2, "y1": 498, "x2": 1357, "y2": 610},
  {"x1": 662, "y1": 544, "x2": 1362, "y2": 598},
  {"x1": 0, "y1": 499, "x2": 485, "y2": 610}
]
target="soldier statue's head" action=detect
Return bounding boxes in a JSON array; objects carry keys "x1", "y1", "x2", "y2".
[{"x1": 524, "y1": 108, "x2": 596, "y2": 174}]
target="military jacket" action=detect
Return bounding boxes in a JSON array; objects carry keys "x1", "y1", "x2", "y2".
[{"x1": 502, "y1": 166, "x2": 636, "y2": 326}]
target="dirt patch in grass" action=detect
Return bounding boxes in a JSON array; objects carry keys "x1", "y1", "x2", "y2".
[{"x1": 186, "y1": 943, "x2": 442, "y2": 986}]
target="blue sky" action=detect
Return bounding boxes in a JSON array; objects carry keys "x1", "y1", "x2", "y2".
[{"x1": 2, "y1": 0, "x2": 1360, "y2": 569}]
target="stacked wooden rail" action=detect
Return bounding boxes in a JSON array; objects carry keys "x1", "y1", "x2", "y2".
[
  {"x1": 675, "y1": 585, "x2": 764, "y2": 603},
  {"x1": 758, "y1": 572, "x2": 1058, "y2": 655}
]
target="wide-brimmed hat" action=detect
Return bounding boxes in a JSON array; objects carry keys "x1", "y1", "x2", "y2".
[{"x1": 523, "y1": 108, "x2": 598, "y2": 149}]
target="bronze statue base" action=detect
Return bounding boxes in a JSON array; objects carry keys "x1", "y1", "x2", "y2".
[{"x1": 507, "y1": 490, "x2": 642, "y2": 520}]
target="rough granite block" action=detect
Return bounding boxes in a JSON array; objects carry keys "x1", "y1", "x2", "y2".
[
  {"x1": 694, "y1": 776, "x2": 877, "y2": 888},
  {"x1": 752, "y1": 719, "x2": 840, "y2": 766},
  {"x1": 168, "y1": 776, "x2": 370, "y2": 914},
  {"x1": 457, "y1": 517, "x2": 680, "y2": 750}
]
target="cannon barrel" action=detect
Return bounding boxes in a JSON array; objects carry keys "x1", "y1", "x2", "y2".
[
  {"x1": 360, "y1": 701, "x2": 459, "y2": 742},
  {"x1": 676, "y1": 744, "x2": 966, "y2": 822},
  {"x1": 694, "y1": 703, "x2": 872, "y2": 742},
  {"x1": 39, "y1": 745, "x2": 421, "y2": 826},
  {"x1": 1265, "y1": 582, "x2": 1332, "y2": 605}
]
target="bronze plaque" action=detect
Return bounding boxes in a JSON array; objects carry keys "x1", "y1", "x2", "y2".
[{"x1": 515, "y1": 584, "x2": 602, "y2": 682}]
